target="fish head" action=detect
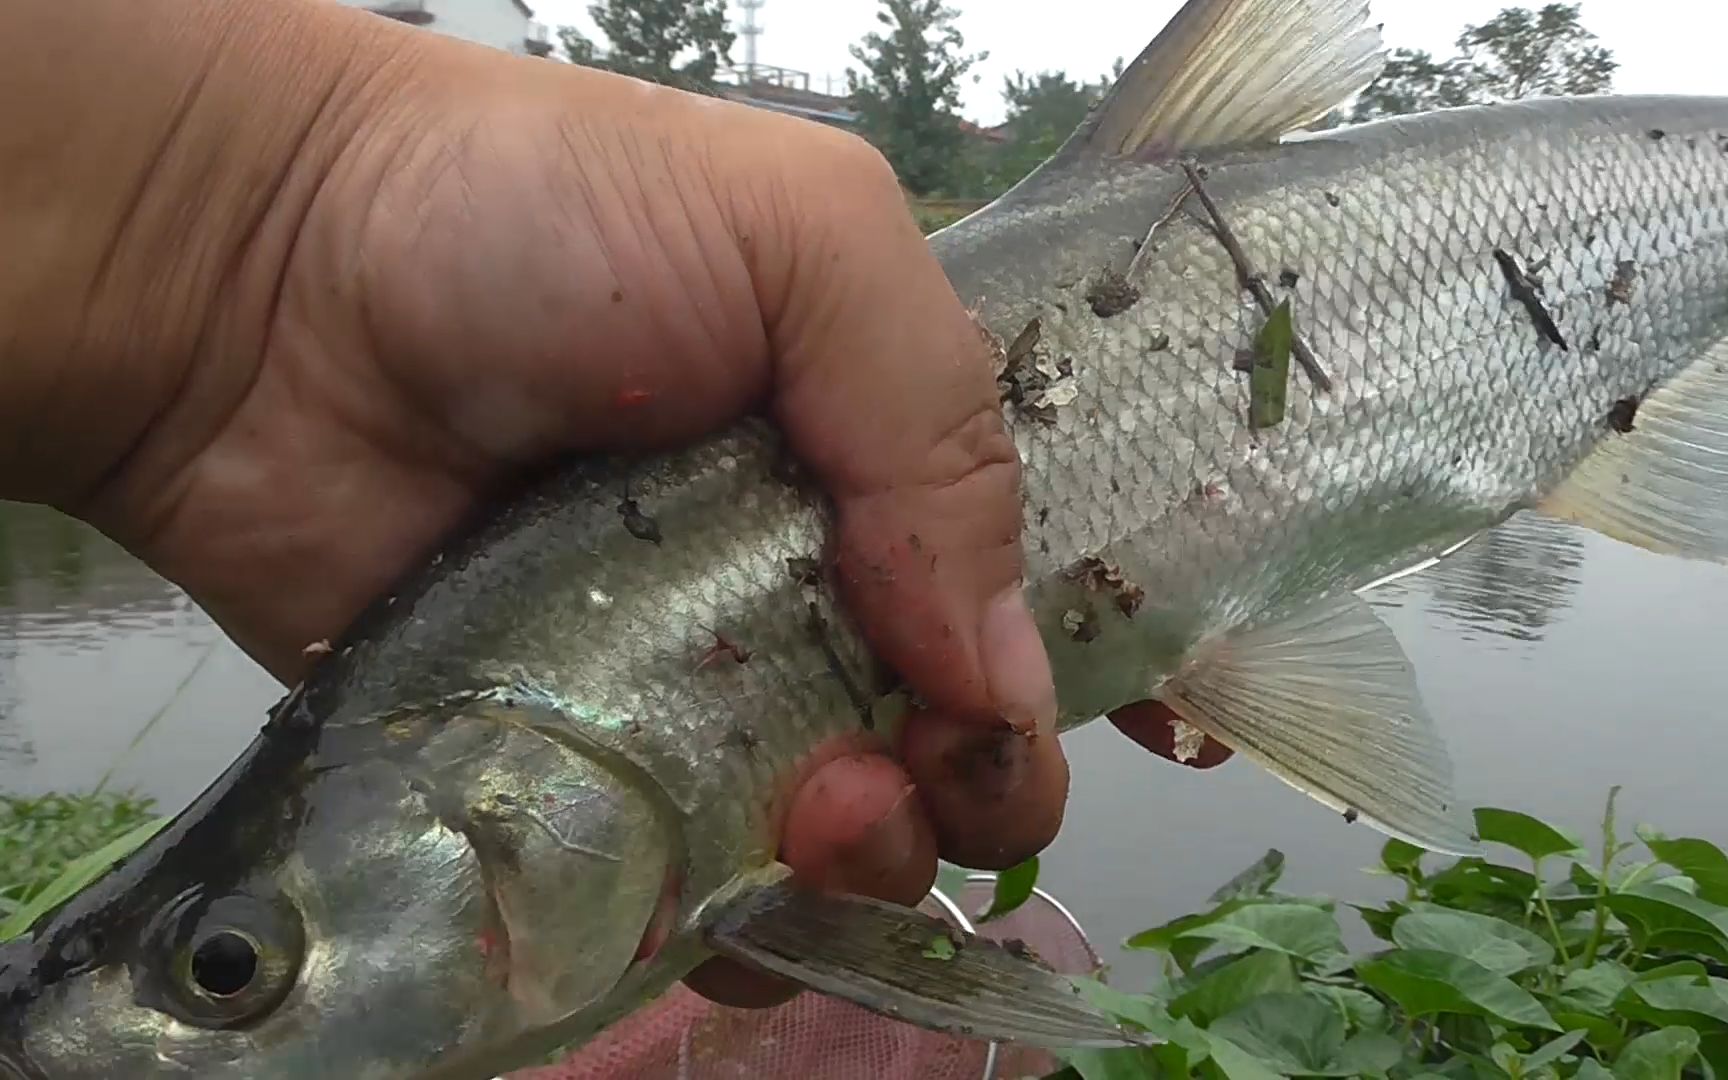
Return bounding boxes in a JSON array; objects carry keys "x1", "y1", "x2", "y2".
[{"x1": 0, "y1": 690, "x2": 677, "y2": 1078}]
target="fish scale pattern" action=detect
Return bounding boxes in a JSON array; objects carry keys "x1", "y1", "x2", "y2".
[
  {"x1": 304, "y1": 93, "x2": 1728, "y2": 1066},
  {"x1": 987, "y1": 97, "x2": 1728, "y2": 732}
]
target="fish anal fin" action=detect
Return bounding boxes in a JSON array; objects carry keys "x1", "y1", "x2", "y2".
[
  {"x1": 1159, "y1": 593, "x2": 1478, "y2": 856},
  {"x1": 701, "y1": 876, "x2": 1151, "y2": 1049},
  {"x1": 1057, "y1": 0, "x2": 1385, "y2": 163},
  {"x1": 1537, "y1": 343, "x2": 1728, "y2": 564}
]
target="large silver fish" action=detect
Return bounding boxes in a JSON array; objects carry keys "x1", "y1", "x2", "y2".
[{"x1": 8, "y1": 0, "x2": 1728, "y2": 1074}]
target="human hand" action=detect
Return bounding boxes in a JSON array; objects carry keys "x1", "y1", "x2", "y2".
[{"x1": 0, "y1": 0, "x2": 1230, "y2": 1008}]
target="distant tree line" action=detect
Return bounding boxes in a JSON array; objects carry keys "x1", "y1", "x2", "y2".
[{"x1": 549, "y1": 1, "x2": 1618, "y2": 201}]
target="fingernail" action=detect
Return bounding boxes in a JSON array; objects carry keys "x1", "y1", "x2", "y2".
[
  {"x1": 979, "y1": 585, "x2": 1056, "y2": 734},
  {"x1": 835, "y1": 786, "x2": 919, "y2": 889},
  {"x1": 941, "y1": 726, "x2": 1031, "y2": 802}
]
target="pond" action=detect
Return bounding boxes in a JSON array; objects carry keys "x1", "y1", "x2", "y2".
[{"x1": 2, "y1": 498, "x2": 1725, "y2": 990}]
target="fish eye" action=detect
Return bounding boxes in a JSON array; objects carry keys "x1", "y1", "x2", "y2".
[
  {"x1": 190, "y1": 929, "x2": 260, "y2": 999},
  {"x1": 144, "y1": 889, "x2": 305, "y2": 1029}
]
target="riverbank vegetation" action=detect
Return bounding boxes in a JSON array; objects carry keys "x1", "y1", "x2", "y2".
[
  {"x1": 4, "y1": 787, "x2": 1724, "y2": 1078},
  {"x1": 1036, "y1": 789, "x2": 1728, "y2": 1079}
]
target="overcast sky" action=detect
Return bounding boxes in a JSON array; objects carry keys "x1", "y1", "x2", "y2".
[{"x1": 533, "y1": 0, "x2": 1728, "y2": 126}]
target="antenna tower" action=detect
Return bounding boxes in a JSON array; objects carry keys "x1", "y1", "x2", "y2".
[{"x1": 738, "y1": 0, "x2": 763, "y2": 82}]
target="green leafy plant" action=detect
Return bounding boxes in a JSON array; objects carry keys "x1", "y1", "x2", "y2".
[
  {"x1": 0, "y1": 791, "x2": 164, "y2": 941},
  {"x1": 1046, "y1": 788, "x2": 1728, "y2": 1078}
]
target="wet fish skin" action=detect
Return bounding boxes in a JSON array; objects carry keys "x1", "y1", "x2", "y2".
[{"x1": 9, "y1": 0, "x2": 1728, "y2": 1073}]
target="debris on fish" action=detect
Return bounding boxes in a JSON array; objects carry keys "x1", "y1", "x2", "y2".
[{"x1": 8, "y1": 0, "x2": 1728, "y2": 1075}]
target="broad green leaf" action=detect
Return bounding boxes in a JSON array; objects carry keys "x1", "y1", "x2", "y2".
[
  {"x1": 1576, "y1": 1061, "x2": 1616, "y2": 1079},
  {"x1": 1641, "y1": 833, "x2": 1728, "y2": 906},
  {"x1": 1392, "y1": 906, "x2": 1555, "y2": 976},
  {"x1": 1173, "y1": 902, "x2": 1347, "y2": 967},
  {"x1": 1552, "y1": 1010, "x2": 1626, "y2": 1055},
  {"x1": 1127, "y1": 899, "x2": 1251, "y2": 954},
  {"x1": 1605, "y1": 882, "x2": 1728, "y2": 961},
  {"x1": 1524, "y1": 1029, "x2": 1590, "y2": 1071},
  {"x1": 1615, "y1": 974, "x2": 1728, "y2": 1032},
  {"x1": 1072, "y1": 981, "x2": 1278, "y2": 1080},
  {"x1": 977, "y1": 855, "x2": 1039, "y2": 923},
  {"x1": 1170, "y1": 949, "x2": 1300, "y2": 1025},
  {"x1": 1208, "y1": 848, "x2": 1286, "y2": 903},
  {"x1": 1612, "y1": 1027, "x2": 1699, "y2": 1080},
  {"x1": 1072, "y1": 977, "x2": 1187, "y2": 1038},
  {"x1": 1249, "y1": 300, "x2": 1293, "y2": 429},
  {"x1": 1304, "y1": 983, "x2": 1389, "y2": 1032},
  {"x1": 1199, "y1": 1030, "x2": 1286, "y2": 1080},
  {"x1": 1383, "y1": 838, "x2": 1428, "y2": 875},
  {"x1": 1210, "y1": 993, "x2": 1345, "y2": 1075},
  {"x1": 1356, "y1": 902, "x2": 1406, "y2": 942},
  {"x1": 1356, "y1": 948, "x2": 1561, "y2": 1031},
  {"x1": 1557, "y1": 963, "x2": 1636, "y2": 1015},
  {"x1": 1425, "y1": 859, "x2": 1539, "y2": 918},
  {"x1": 1057, "y1": 1047, "x2": 1162, "y2": 1080},
  {"x1": 0, "y1": 814, "x2": 169, "y2": 941},
  {"x1": 1474, "y1": 808, "x2": 1585, "y2": 861},
  {"x1": 1636, "y1": 961, "x2": 1709, "y2": 983},
  {"x1": 1333, "y1": 1031, "x2": 1405, "y2": 1076}
]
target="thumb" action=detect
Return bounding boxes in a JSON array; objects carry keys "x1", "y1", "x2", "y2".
[{"x1": 749, "y1": 131, "x2": 1069, "y2": 868}]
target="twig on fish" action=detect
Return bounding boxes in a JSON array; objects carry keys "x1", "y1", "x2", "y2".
[
  {"x1": 1179, "y1": 161, "x2": 1334, "y2": 393},
  {"x1": 806, "y1": 601, "x2": 875, "y2": 727},
  {"x1": 1126, "y1": 177, "x2": 1197, "y2": 279},
  {"x1": 1492, "y1": 248, "x2": 1569, "y2": 350}
]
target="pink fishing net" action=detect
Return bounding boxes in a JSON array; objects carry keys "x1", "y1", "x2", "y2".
[{"x1": 507, "y1": 877, "x2": 1102, "y2": 1080}]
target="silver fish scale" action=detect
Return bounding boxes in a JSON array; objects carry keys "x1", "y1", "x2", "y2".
[{"x1": 978, "y1": 97, "x2": 1728, "y2": 725}]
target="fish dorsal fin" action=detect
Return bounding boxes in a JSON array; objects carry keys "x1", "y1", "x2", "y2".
[
  {"x1": 1156, "y1": 592, "x2": 1478, "y2": 856},
  {"x1": 1056, "y1": 0, "x2": 1386, "y2": 162},
  {"x1": 1537, "y1": 338, "x2": 1728, "y2": 563}
]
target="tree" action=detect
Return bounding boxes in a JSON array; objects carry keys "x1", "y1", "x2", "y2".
[
  {"x1": 557, "y1": 0, "x2": 735, "y2": 95},
  {"x1": 846, "y1": 0, "x2": 986, "y2": 197},
  {"x1": 1352, "y1": 3, "x2": 1615, "y2": 122},
  {"x1": 1457, "y1": 3, "x2": 1616, "y2": 98},
  {"x1": 982, "y1": 69, "x2": 1108, "y2": 192},
  {"x1": 1351, "y1": 49, "x2": 1482, "y2": 121}
]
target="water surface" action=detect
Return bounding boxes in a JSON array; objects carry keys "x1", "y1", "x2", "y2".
[{"x1": 2, "y1": 499, "x2": 1724, "y2": 987}]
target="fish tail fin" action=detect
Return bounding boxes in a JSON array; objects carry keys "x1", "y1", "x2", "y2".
[
  {"x1": 1157, "y1": 593, "x2": 1478, "y2": 856},
  {"x1": 1538, "y1": 339, "x2": 1728, "y2": 564}
]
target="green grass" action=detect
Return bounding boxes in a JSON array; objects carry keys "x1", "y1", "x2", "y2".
[
  {"x1": 0, "y1": 791, "x2": 164, "y2": 940},
  {"x1": 1023, "y1": 788, "x2": 1728, "y2": 1079}
]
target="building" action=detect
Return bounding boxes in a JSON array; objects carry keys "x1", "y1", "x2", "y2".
[
  {"x1": 715, "y1": 64, "x2": 860, "y2": 130},
  {"x1": 340, "y1": 0, "x2": 552, "y2": 58}
]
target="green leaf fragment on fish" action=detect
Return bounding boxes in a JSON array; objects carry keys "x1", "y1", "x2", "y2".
[
  {"x1": 1249, "y1": 299, "x2": 1293, "y2": 429},
  {"x1": 922, "y1": 933, "x2": 957, "y2": 961},
  {"x1": 977, "y1": 854, "x2": 1039, "y2": 924}
]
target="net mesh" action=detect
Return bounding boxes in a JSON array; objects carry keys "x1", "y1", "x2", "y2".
[{"x1": 506, "y1": 877, "x2": 1102, "y2": 1080}]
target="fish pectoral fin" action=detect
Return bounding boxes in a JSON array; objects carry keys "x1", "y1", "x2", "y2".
[
  {"x1": 1055, "y1": 0, "x2": 1385, "y2": 163},
  {"x1": 1536, "y1": 340, "x2": 1728, "y2": 564},
  {"x1": 701, "y1": 876, "x2": 1151, "y2": 1049},
  {"x1": 1159, "y1": 592, "x2": 1478, "y2": 856}
]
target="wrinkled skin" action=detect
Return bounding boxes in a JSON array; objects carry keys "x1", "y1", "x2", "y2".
[{"x1": 0, "y1": 0, "x2": 1222, "y2": 1016}]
